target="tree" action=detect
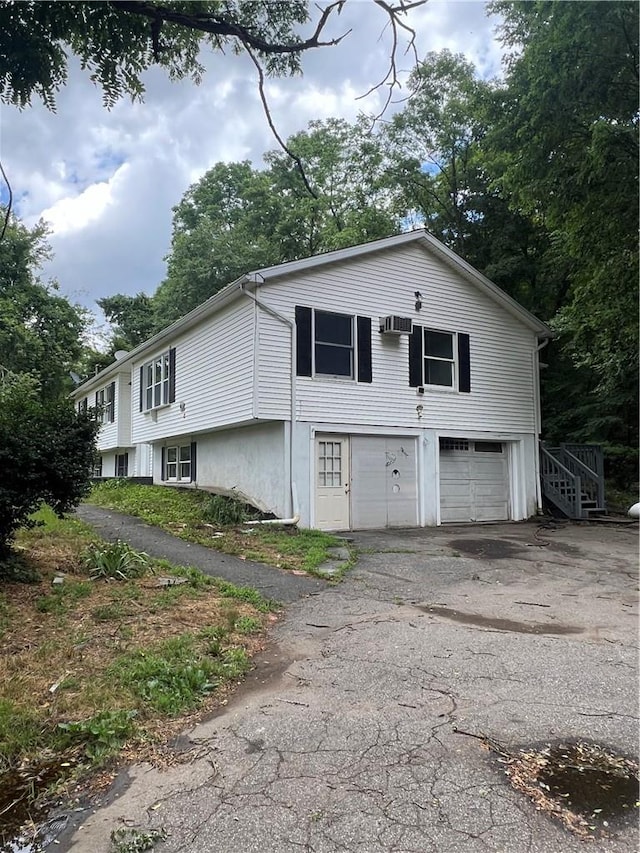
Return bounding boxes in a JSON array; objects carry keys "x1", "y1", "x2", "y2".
[
  {"x1": 153, "y1": 161, "x2": 283, "y2": 328},
  {"x1": 382, "y1": 50, "x2": 563, "y2": 318},
  {"x1": 0, "y1": 371, "x2": 98, "y2": 558},
  {"x1": 265, "y1": 117, "x2": 399, "y2": 257},
  {"x1": 0, "y1": 1, "x2": 424, "y2": 110},
  {"x1": 0, "y1": 212, "x2": 89, "y2": 398},
  {"x1": 488, "y1": 0, "x2": 639, "y2": 459},
  {"x1": 139, "y1": 119, "x2": 400, "y2": 328},
  {"x1": 488, "y1": 0, "x2": 639, "y2": 392},
  {"x1": 98, "y1": 292, "x2": 156, "y2": 351}
]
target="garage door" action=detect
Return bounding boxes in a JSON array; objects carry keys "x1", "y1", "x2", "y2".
[
  {"x1": 439, "y1": 438, "x2": 509, "y2": 523},
  {"x1": 350, "y1": 437, "x2": 418, "y2": 529}
]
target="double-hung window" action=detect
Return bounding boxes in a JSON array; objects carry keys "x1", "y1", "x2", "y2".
[
  {"x1": 295, "y1": 306, "x2": 372, "y2": 383},
  {"x1": 409, "y1": 326, "x2": 471, "y2": 393},
  {"x1": 163, "y1": 444, "x2": 194, "y2": 482},
  {"x1": 95, "y1": 383, "x2": 115, "y2": 423},
  {"x1": 314, "y1": 311, "x2": 354, "y2": 378},
  {"x1": 423, "y1": 329, "x2": 456, "y2": 387},
  {"x1": 141, "y1": 348, "x2": 175, "y2": 411}
]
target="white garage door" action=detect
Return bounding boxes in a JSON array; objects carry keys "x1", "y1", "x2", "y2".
[
  {"x1": 350, "y1": 437, "x2": 418, "y2": 529},
  {"x1": 439, "y1": 438, "x2": 509, "y2": 523}
]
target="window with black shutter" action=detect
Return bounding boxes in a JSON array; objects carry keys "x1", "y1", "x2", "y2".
[
  {"x1": 141, "y1": 347, "x2": 176, "y2": 410},
  {"x1": 409, "y1": 327, "x2": 471, "y2": 392},
  {"x1": 295, "y1": 307, "x2": 372, "y2": 382}
]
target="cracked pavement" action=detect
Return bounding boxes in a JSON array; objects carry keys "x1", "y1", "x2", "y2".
[{"x1": 63, "y1": 521, "x2": 638, "y2": 852}]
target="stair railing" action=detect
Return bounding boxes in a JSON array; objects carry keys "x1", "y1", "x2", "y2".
[
  {"x1": 540, "y1": 446, "x2": 582, "y2": 519},
  {"x1": 560, "y1": 444, "x2": 605, "y2": 510}
]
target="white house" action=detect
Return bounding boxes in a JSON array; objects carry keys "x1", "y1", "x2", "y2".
[{"x1": 74, "y1": 230, "x2": 552, "y2": 530}]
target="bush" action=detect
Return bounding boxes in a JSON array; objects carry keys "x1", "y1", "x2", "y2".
[{"x1": 0, "y1": 372, "x2": 98, "y2": 558}]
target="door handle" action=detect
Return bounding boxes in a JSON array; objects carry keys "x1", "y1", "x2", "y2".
[{"x1": 344, "y1": 483, "x2": 350, "y2": 494}]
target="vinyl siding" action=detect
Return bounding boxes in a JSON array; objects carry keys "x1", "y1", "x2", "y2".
[
  {"x1": 95, "y1": 372, "x2": 130, "y2": 451},
  {"x1": 257, "y1": 242, "x2": 538, "y2": 434},
  {"x1": 132, "y1": 299, "x2": 255, "y2": 444}
]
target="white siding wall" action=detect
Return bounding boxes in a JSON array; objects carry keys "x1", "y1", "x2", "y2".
[
  {"x1": 258, "y1": 242, "x2": 538, "y2": 434},
  {"x1": 132, "y1": 299, "x2": 255, "y2": 444},
  {"x1": 94, "y1": 371, "x2": 130, "y2": 451},
  {"x1": 116, "y1": 373, "x2": 132, "y2": 447},
  {"x1": 152, "y1": 423, "x2": 286, "y2": 516}
]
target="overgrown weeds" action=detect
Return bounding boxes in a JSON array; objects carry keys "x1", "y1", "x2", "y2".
[
  {"x1": 0, "y1": 510, "x2": 274, "y2": 785},
  {"x1": 88, "y1": 482, "x2": 346, "y2": 574}
]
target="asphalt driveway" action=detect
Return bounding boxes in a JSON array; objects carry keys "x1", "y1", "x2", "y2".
[{"x1": 62, "y1": 519, "x2": 638, "y2": 853}]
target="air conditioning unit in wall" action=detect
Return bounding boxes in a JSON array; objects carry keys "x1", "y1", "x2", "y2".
[{"x1": 380, "y1": 315, "x2": 413, "y2": 335}]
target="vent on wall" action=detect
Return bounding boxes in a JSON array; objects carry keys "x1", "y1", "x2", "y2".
[{"x1": 379, "y1": 315, "x2": 413, "y2": 335}]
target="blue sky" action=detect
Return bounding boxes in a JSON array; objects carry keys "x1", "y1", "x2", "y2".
[{"x1": 0, "y1": 1, "x2": 504, "y2": 336}]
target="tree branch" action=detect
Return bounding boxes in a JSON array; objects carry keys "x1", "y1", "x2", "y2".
[
  {"x1": 356, "y1": 0, "x2": 423, "y2": 121},
  {"x1": 242, "y1": 42, "x2": 318, "y2": 200},
  {"x1": 110, "y1": 0, "x2": 350, "y2": 57},
  {"x1": 0, "y1": 159, "x2": 13, "y2": 243}
]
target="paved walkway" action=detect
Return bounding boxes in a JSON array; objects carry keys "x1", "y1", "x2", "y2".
[{"x1": 75, "y1": 505, "x2": 326, "y2": 603}]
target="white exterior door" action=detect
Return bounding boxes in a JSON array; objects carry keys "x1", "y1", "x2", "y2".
[
  {"x1": 350, "y1": 436, "x2": 418, "y2": 530},
  {"x1": 439, "y1": 438, "x2": 510, "y2": 523},
  {"x1": 315, "y1": 435, "x2": 350, "y2": 530}
]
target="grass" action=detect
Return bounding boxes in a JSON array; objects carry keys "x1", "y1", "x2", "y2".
[
  {"x1": 88, "y1": 481, "x2": 348, "y2": 575},
  {"x1": 0, "y1": 510, "x2": 277, "y2": 785}
]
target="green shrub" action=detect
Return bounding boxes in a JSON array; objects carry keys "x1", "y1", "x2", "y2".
[{"x1": 0, "y1": 372, "x2": 98, "y2": 556}]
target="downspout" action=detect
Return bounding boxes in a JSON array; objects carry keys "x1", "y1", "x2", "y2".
[
  {"x1": 240, "y1": 278, "x2": 300, "y2": 525},
  {"x1": 533, "y1": 337, "x2": 550, "y2": 512}
]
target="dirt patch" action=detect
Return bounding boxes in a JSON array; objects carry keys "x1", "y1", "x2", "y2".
[
  {"x1": 422, "y1": 605, "x2": 583, "y2": 636},
  {"x1": 448, "y1": 538, "x2": 523, "y2": 559}
]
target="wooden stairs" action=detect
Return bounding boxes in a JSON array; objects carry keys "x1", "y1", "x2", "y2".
[{"x1": 540, "y1": 443, "x2": 606, "y2": 520}]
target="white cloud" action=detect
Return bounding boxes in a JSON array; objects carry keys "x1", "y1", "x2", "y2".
[
  {"x1": 1, "y1": 1, "x2": 504, "y2": 312},
  {"x1": 39, "y1": 163, "x2": 127, "y2": 236}
]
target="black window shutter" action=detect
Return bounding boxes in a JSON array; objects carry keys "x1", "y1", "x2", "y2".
[
  {"x1": 409, "y1": 326, "x2": 423, "y2": 387},
  {"x1": 95, "y1": 390, "x2": 99, "y2": 409},
  {"x1": 357, "y1": 316, "x2": 372, "y2": 383},
  {"x1": 190, "y1": 442, "x2": 197, "y2": 482},
  {"x1": 109, "y1": 381, "x2": 116, "y2": 422},
  {"x1": 123, "y1": 452, "x2": 129, "y2": 477},
  {"x1": 161, "y1": 447, "x2": 166, "y2": 481},
  {"x1": 458, "y1": 333, "x2": 471, "y2": 393},
  {"x1": 168, "y1": 348, "x2": 176, "y2": 403},
  {"x1": 295, "y1": 306, "x2": 312, "y2": 376},
  {"x1": 139, "y1": 366, "x2": 144, "y2": 411}
]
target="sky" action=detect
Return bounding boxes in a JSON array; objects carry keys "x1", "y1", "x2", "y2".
[{"x1": 0, "y1": 0, "x2": 505, "y2": 330}]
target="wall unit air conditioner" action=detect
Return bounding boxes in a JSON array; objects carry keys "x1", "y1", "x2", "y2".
[{"x1": 380, "y1": 315, "x2": 413, "y2": 335}]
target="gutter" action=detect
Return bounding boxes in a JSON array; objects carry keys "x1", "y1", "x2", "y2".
[{"x1": 240, "y1": 278, "x2": 300, "y2": 524}]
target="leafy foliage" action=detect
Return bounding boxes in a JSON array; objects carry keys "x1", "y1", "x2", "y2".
[
  {"x1": 487, "y1": 0, "x2": 639, "y2": 442},
  {"x1": 110, "y1": 827, "x2": 169, "y2": 853},
  {"x1": 110, "y1": 633, "x2": 249, "y2": 714},
  {"x1": 58, "y1": 709, "x2": 138, "y2": 760},
  {"x1": 0, "y1": 1, "x2": 312, "y2": 110},
  {"x1": 82, "y1": 540, "x2": 152, "y2": 580},
  {"x1": 0, "y1": 372, "x2": 98, "y2": 557},
  {"x1": 0, "y1": 214, "x2": 88, "y2": 399}
]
